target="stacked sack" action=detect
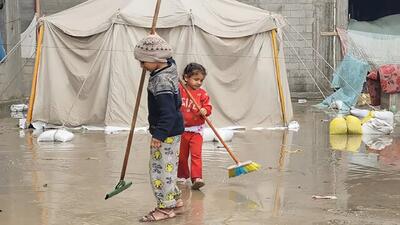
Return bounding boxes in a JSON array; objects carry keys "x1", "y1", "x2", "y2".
[
  {"x1": 330, "y1": 109, "x2": 394, "y2": 135},
  {"x1": 329, "y1": 109, "x2": 394, "y2": 152},
  {"x1": 350, "y1": 109, "x2": 394, "y2": 135}
]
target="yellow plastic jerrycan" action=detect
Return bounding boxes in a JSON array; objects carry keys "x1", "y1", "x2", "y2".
[
  {"x1": 329, "y1": 116, "x2": 347, "y2": 135},
  {"x1": 345, "y1": 115, "x2": 362, "y2": 135}
]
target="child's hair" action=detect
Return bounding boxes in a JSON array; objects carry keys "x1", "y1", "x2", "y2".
[{"x1": 183, "y1": 63, "x2": 207, "y2": 78}]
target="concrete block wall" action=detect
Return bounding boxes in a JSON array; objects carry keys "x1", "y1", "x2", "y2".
[
  {"x1": 0, "y1": 0, "x2": 24, "y2": 103},
  {"x1": 238, "y1": 0, "x2": 339, "y2": 97}
]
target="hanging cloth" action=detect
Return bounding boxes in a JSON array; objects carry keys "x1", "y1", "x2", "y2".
[
  {"x1": 0, "y1": 32, "x2": 6, "y2": 62},
  {"x1": 317, "y1": 54, "x2": 370, "y2": 112}
]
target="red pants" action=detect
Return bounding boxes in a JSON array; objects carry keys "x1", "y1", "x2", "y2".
[{"x1": 178, "y1": 131, "x2": 203, "y2": 181}]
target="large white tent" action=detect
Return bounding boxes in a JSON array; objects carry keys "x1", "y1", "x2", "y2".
[{"x1": 29, "y1": 0, "x2": 293, "y2": 128}]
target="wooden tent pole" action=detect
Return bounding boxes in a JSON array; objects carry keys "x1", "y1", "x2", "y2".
[
  {"x1": 271, "y1": 29, "x2": 287, "y2": 126},
  {"x1": 35, "y1": 0, "x2": 41, "y2": 17},
  {"x1": 26, "y1": 24, "x2": 44, "y2": 126}
]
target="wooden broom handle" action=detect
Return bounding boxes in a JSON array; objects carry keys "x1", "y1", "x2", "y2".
[
  {"x1": 120, "y1": 0, "x2": 162, "y2": 180},
  {"x1": 179, "y1": 80, "x2": 240, "y2": 164}
]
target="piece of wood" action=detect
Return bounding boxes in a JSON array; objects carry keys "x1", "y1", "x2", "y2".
[
  {"x1": 271, "y1": 29, "x2": 287, "y2": 126},
  {"x1": 26, "y1": 24, "x2": 44, "y2": 125},
  {"x1": 119, "y1": 0, "x2": 162, "y2": 180},
  {"x1": 320, "y1": 31, "x2": 338, "y2": 36}
]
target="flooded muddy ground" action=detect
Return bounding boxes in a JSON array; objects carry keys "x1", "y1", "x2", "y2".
[{"x1": 0, "y1": 102, "x2": 400, "y2": 225}]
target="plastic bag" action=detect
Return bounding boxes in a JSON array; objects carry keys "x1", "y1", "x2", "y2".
[
  {"x1": 362, "y1": 118, "x2": 393, "y2": 135},
  {"x1": 350, "y1": 108, "x2": 369, "y2": 118},
  {"x1": 374, "y1": 111, "x2": 394, "y2": 126},
  {"x1": 10, "y1": 104, "x2": 28, "y2": 112}
]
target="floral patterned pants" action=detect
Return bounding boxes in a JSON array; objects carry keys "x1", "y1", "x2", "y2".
[{"x1": 149, "y1": 135, "x2": 181, "y2": 208}]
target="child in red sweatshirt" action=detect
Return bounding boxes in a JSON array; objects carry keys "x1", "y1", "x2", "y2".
[{"x1": 178, "y1": 63, "x2": 212, "y2": 190}]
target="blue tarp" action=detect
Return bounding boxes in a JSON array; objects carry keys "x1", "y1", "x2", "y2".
[
  {"x1": 0, "y1": 33, "x2": 6, "y2": 62},
  {"x1": 316, "y1": 54, "x2": 370, "y2": 112}
]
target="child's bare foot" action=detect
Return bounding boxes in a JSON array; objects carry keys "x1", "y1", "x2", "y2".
[
  {"x1": 139, "y1": 208, "x2": 176, "y2": 222},
  {"x1": 191, "y1": 178, "x2": 205, "y2": 190}
]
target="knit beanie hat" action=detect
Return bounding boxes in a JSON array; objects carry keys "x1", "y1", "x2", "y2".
[{"x1": 134, "y1": 34, "x2": 173, "y2": 63}]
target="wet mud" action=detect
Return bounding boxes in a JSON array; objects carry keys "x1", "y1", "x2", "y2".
[{"x1": 1, "y1": 102, "x2": 399, "y2": 225}]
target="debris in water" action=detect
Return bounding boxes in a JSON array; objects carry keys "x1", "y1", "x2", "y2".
[
  {"x1": 43, "y1": 184, "x2": 48, "y2": 188},
  {"x1": 312, "y1": 195, "x2": 337, "y2": 200},
  {"x1": 285, "y1": 149, "x2": 303, "y2": 154},
  {"x1": 86, "y1": 157, "x2": 99, "y2": 160}
]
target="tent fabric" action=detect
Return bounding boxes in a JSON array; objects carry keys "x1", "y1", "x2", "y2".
[
  {"x1": 43, "y1": 0, "x2": 277, "y2": 38},
  {"x1": 346, "y1": 30, "x2": 400, "y2": 68},
  {"x1": 338, "y1": 15, "x2": 400, "y2": 68},
  {"x1": 32, "y1": 0, "x2": 292, "y2": 128},
  {"x1": 21, "y1": 15, "x2": 37, "y2": 58}
]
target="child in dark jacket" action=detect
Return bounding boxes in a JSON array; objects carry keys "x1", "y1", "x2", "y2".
[
  {"x1": 134, "y1": 34, "x2": 184, "y2": 222},
  {"x1": 178, "y1": 63, "x2": 212, "y2": 190}
]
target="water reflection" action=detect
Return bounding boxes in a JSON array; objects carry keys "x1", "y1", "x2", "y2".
[
  {"x1": 1, "y1": 104, "x2": 400, "y2": 224},
  {"x1": 330, "y1": 135, "x2": 362, "y2": 153}
]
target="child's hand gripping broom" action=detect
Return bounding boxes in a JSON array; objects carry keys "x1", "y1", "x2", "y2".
[
  {"x1": 179, "y1": 80, "x2": 261, "y2": 178},
  {"x1": 105, "y1": 0, "x2": 162, "y2": 200}
]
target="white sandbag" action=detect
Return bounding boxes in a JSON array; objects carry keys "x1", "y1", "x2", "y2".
[
  {"x1": 54, "y1": 129, "x2": 74, "y2": 142},
  {"x1": 202, "y1": 128, "x2": 215, "y2": 142},
  {"x1": 11, "y1": 111, "x2": 25, "y2": 119},
  {"x1": 32, "y1": 121, "x2": 47, "y2": 130},
  {"x1": 37, "y1": 130, "x2": 57, "y2": 142},
  {"x1": 10, "y1": 104, "x2": 28, "y2": 112},
  {"x1": 38, "y1": 129, "x2": 74, "y2": 142},
  {"x1": 202, "y1": 128, "x2": 234, "y2": 142},
  {"x1": 362, "y1": 118, "x2": 393, "y2": 135},
  {"x1": 19, "y1": 118, "x2": 27, "y2": 129},
  {"x1": 374, "y1": 111, "x2": 394, "y2": 126},
  {"x1": 350, "y1": 108, "x2": 370, "y2": 118}
]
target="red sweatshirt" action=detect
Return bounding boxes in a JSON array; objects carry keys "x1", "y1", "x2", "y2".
[{"x1": 179, "y1": 84, "x2": 212, "y2": 127}]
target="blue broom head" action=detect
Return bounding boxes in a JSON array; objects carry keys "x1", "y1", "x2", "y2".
[{"x1": 227, "y1": 161, "x2": 261, "y2": 178}]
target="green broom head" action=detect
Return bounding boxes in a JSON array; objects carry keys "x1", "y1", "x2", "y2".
[
  {"x1": 105, "y1": 180, "x2": 132, "y2": 200},
  {"x1": 227, "y1": 161, "x2": 261, "y2": 178}
]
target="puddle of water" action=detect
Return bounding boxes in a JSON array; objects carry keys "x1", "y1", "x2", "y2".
[{"x1": 0, "y1": 102, "x2": 400, "y2": 225}]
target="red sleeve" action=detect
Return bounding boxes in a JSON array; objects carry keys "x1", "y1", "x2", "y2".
[{"x1": 201, "y1": 90, "x2": 212, "y2": 117}]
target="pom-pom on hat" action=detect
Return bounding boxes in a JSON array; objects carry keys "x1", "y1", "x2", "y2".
[{"x1": 134, "y1": 34, "x2": 172, "y2": 63}]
